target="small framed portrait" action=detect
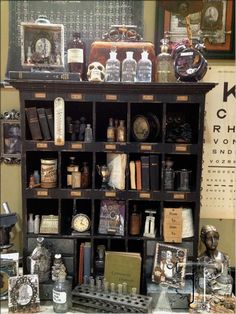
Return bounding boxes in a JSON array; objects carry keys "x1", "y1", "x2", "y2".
[
  {"x1": 152, "y1": 243, "x2": 187, "y2": 288},
  {"x1": 201, "y1": 1, "x2": 223, "y2": 31},
  {"x1": 8, "y1": 275, "x2": 40, "y2": 313},
  {"x1": 0, "y1": 110, "x2": 21, "y2": 164}
]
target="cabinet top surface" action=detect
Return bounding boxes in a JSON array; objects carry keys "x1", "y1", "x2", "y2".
[{"x1": 7, "y1": 80, "x2": 217, "y2": 95}]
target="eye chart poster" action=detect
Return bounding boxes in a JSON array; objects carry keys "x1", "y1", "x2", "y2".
[{"x1": 201, "y1": 66, "x2": 236, "y2": 219}]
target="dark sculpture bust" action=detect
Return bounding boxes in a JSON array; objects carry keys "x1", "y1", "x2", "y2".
[{"x1": 197, "y1": 225, "x2": 233, "y2": 296}]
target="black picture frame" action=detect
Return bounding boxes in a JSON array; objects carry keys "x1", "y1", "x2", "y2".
[
  {"x1": 0, "y1": 110, "x2": 21, "y2": 164},
  {"x1": 155, "y1": 0, "x2": 235, "y2": 59}
]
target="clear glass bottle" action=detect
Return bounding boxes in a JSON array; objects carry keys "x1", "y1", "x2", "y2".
[
  {"x1": 136, "y1": 50, "x2": 152, "y2": 82},
  {"x1": 163, "y1": 158, "x2": 175, "y2": 191},
  {"x1": 67, "y1": 157, "x2": 79, "y2": 188},
  {"x1": 33, "y1": 170, "x2": 40, "y2": 185},
  {"x1": 84, "y1": 124, "x2": 93, "y2": 142},
  {"x1": 33, "y1": 215, "x2": 40, "y2": 234},
  {"x1": 153, "y1": 282, "x2": 172, "y2": 313},
  {"x1": 53, "y1": 271, "x2": 71, "y2": 313},
  {"x1": 156, "y1": 39, "x2": 175, "y2": 83},
  {"x1": 116, "y1": 120, "x2": 126, "y2": 142},
  {"x1": 27, "y1": 213, "x2": 34, "y2": 233},
  {"x1": 105, "y1": 49, "x2": 120, "y2": 82},
  {"x1": 67, "y1": 32, "x2": 85, "y2": 80},
  {"x1": 122, "y1": 51, "x2": 137, "y2": 82},
  {"x1": 107, "y1": 118, "x2": 116, "y2": 142}
]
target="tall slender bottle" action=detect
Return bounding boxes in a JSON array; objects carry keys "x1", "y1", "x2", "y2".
[
  {"x1": 105, "y1": 49, "x2": 120, "y2": 82},
  {"x1": 136, "y1": 50, "x2": 152, "y2": 82},
  {"x1": 67, "y1": 32, "x2": 85, "y2": 80},
  {"x1": 122, "y1": 51, "x2": 137, "y2": 82},
  {"x1": 156, "y1": 39, "x2": 175, "y2": 83}
]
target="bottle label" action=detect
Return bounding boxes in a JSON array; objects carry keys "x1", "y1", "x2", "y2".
[
  {"x1": 53, "y1": 290, "x2": 67, "y2": 303},
  {"x1": 68, "y1": 48, "x2": 84, "y2": 63}
]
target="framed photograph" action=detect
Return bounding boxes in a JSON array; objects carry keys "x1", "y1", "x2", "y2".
[
  {"x1": 0, "y1": 110, "x2": 21, "y2": 164},
  {"x1": 152, "y1": 243, "x2": 187, "y2": 288},
  {"x1": 8, "y1": 274, "x2": 40, "y2": 313},
  {"x1": 155, "y1": 0, "x2": 235, "y2": 59}
]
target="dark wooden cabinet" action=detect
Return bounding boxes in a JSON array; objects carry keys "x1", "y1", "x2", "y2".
[{"x1": 10, "y1": 80, "x2": 216, "y2": 294}]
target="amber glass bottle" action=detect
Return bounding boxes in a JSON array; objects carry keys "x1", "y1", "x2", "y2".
[{"x1": 67, "y1": 32, "x2": 85, "y2": 80}]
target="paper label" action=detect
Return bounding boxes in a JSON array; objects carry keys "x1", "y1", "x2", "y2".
[
  {"x1": 68, "y1": 48, "x2": 83, "y2": 63},
  {"x1": 53, "y1": 290, "x2": 67, "y2": 303}
]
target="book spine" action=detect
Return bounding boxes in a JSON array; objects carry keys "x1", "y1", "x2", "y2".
[
  {"x1": 150, "y1": 155, "x2": 160, "y2": 191},
  {"x1": 45, "y1": 108, "x2": 54, "y2": 139},
  {"x1": 83, "y1": 242, "x2": 91, "y2": 278},
  {"x1": 37, "y1": 108, "x2": 51, "y2": 140},
  {"x1": 25, "y1": 107, "x2": 43, "y2": 140},
  {"x1": 129, "y1": 161, "x2": 136, "y2": 189},
  {"x1": 141, "y1": 156, "x2": 150, "y2": 190},
  {"x1": 78, "y1": 242, "x2": 84, "y2": 284},
  {"x1": 135, "y1": 160, "x2": 142, "y2": 190}
]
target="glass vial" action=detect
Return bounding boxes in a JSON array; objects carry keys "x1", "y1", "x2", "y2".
[
  {"x1": 33, "y1": 170, "x2": 40, "y2": 185},
  {"x1": 129, "y1": 205, "x2": 141, "y2": 235},
  {"x1": 67, "y1": 32, "x2": 85, "y2": 80},
  {"x1": 122, "y1": 51, "x2": 137, "y2": 82},
  {"x1": 136, "y1": 50, "x2": 152, "y2": 82},
  {"x1": 156, "y1": 38, "x2": 175, "y2": 83},
  {"x1": 163, "y1": 158, "x2": 175, "y2": 191},
  {"x1": 28, "y1": 213, "x2": 34, "y2": 233},
  {"x1": 107, "y1": 118, "x2": 116, "y2": 142},
  {"x1": 116, "y1": 120, "x2": 126, "y2": 142},
  {"x1": 53, "y1": 271, "x2": 71, "y2": 313},
  {"x1": 105, "y1": 48, "x2": 120, "y2": 82},
  {"x1": 84, "y1": 124, "x2": 93, "y2": 142},
  {"x1": 67, "y1": 157, "x2": 79, "y2": 188},
  {"x1": 34, "y1": 215, "x2": 40, "y2": 234}
]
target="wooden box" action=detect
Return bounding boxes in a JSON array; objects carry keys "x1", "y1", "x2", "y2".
[
  {"x1": 89, "y1": 41, "x2": 156, "y2": 81},
  {"x1": 20, "y1": 21, "x2": 64, "y2": 69}
]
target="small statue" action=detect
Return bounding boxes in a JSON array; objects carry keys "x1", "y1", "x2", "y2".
[
  {"x1": 197, "y1": 225, "x2": 233, "y2": 296},
  {"x1": 30, "y1": 237, "x2": 51, "y2": 283}
]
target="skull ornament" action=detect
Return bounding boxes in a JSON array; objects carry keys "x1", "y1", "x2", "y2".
[{"x1": 87, "y1": 62, "x2": 105, "y2": 82}]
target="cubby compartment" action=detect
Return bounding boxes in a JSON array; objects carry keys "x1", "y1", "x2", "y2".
[
  {"x1": 25, "y1": 100, "x2": 54, "y2": 141},
  {"x1": 95, "y1": 102, "x2": 127, "y2": 142},
  {"x1": 65, "y1": 101, "x2": 93, "y2": 141},
  {"x1": 163, "y1": 154, "x2": 198, "y2": 191},
  {"x1": 165, "y1": 103, "x2": 200, "y2": 144},
  {"x1": 25, "y1": 151, "x2": 58, "y2": 189},
  {"x1": 130, "y1": 102, "x2": 163, "y2": 143},
  {"x1": 61, "y1": 152, "x2": 93, "y2": 189},
  {"x1": 61, "y1": 199, "x2": 92, "y2": 236},
  {"x1": 128, "y1": 200, "x2": 161, "y2": 238}
]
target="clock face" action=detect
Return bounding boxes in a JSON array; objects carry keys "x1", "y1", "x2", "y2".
[
  {"x1": 72, "y1": 214, "x2": 90, "y2": 232},
  {"x1": 132, "y1": 116, "x2": 150, "y2": 141},
  {"x1": 35, "y1": 38, "x2": 52, "y2": 58}
]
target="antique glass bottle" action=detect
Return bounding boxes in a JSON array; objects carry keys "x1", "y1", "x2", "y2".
[
  {"x1": 156, "y1": 39, "x2": 175, "y2": 83},
  {"x1": 33, "y1": 214, "x2": 40, "y2": 234},
  {"x1": 153, "y1": 283, "x2": 172, "y2": 313},
  {"x1": 67, "y1": 32, "x2": 85, "y2": 80},
  {"x1": 163, "y1": 158, "x2": 175, "y2": 191},
  {"x1": 116, "y1": 120, "x2": 126, "y2": 142},
  {"x1": 84, "y1": 124, "x2": 93, "y2": 142},
  {"x1": 129, "y1": 205, "x2": 141, "y2": 235},
  {"x1": 27, "y1": 213, "x2": 34, "y2": 233},
  {"x1": 53, "y1": 270, "x2": 71, "y2": 313},
  {"x1": 67, "y1": 157, "x2": 79, "y2": 188},
  {"x1": 105, "y1": 49, "x2": 120, "y2": 82},
  {"x1": 122, "y1": 51, "x2": 137, "y2": 82},
  {"x1": 107, "y1": 118, "x2": 116, "y2": 142},
  {"x1": 136, "y1": 50, "x2": 152, "y2": 82},
  {"x1": 81, "y1": 162, "x2": 90, "y2": 188}
]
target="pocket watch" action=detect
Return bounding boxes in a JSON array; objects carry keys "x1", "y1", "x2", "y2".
[{"x1": 71, "y1": 213, "x2": 90, "y2": 233}]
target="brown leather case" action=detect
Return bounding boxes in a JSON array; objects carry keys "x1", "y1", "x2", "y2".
[{"x1": 89, "y1": 41, "x2": 157, "y2": 81}]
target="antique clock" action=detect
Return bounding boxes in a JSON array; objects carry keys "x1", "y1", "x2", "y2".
[
  {"x1": 71, "y1": 200, "x2": 90, "y2": 233},
  {"x1": 132, "y1": 113, "x2": 160, "y2": 142}
]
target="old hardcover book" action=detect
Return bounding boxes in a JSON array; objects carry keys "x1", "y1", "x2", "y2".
[
  {"x1": 45, "y1": 108, "x2": 54, "y2": 138},
  {"x1": 135, "y1": 160, "x2": 142, "y2": 190},
  {"x1": 150, "y1": 155, "x2": 160, "y2": 191},
  {"x1": 25, "y1": 107, "x2": 43, "y2": 140},
  {"x1": 141, "y1": 155, "x2": 150, "y2": 190},
  {"x1": 104, "y1": 251, "x2": 142, "y2": 293},
  {"x1": 37, "y1": 108, "x2": 51, "y2": 140},
  {"x1": 129, "y1": 161, "x2": 136, "y2": 189}
]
